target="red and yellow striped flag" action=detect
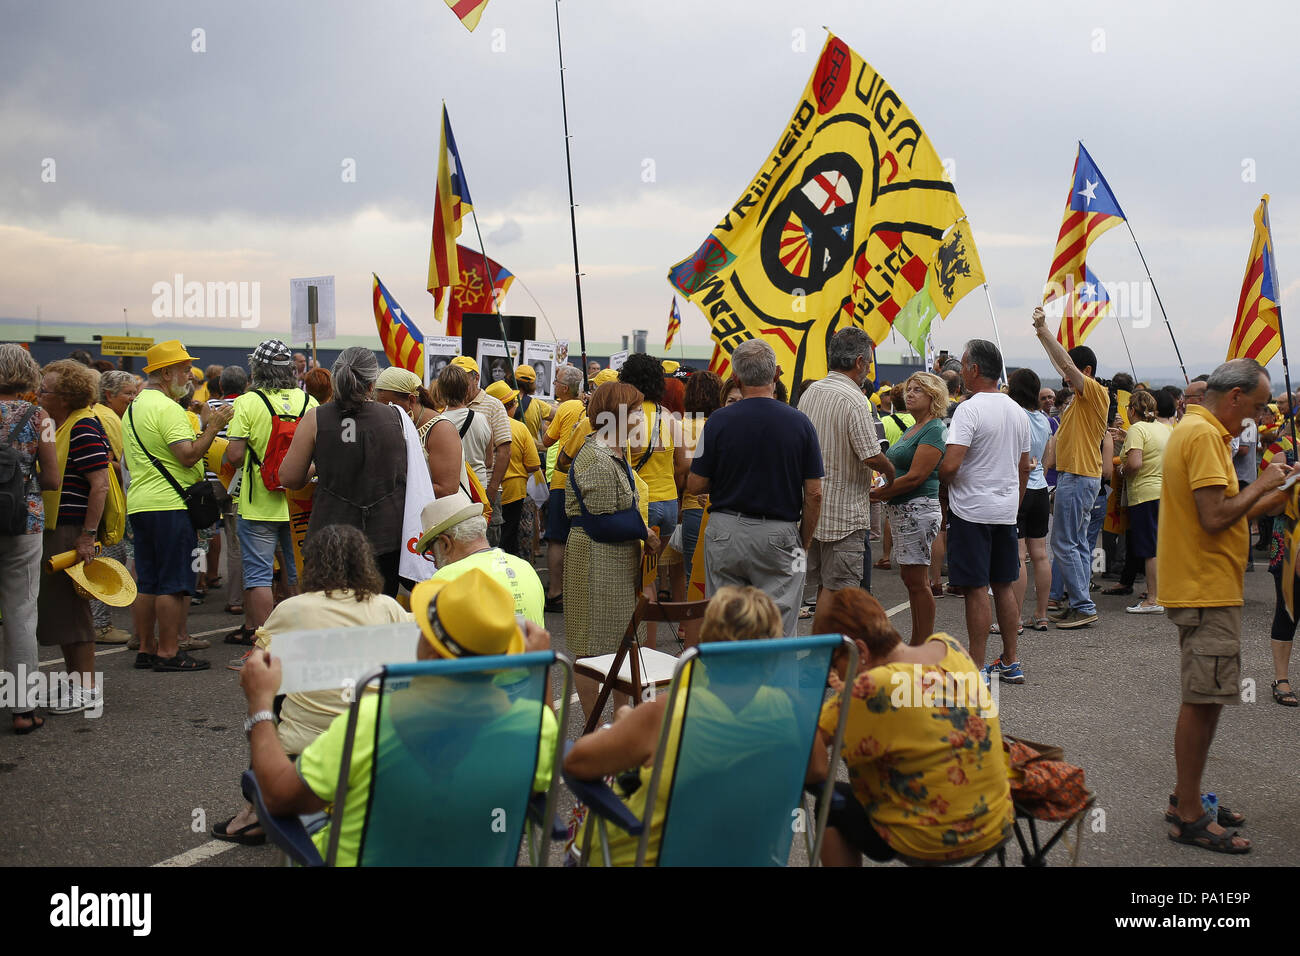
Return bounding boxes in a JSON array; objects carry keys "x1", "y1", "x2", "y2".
[
  {"x1": 665, "y1": 297, "x2": 681, "y2": 351},
  {"x1": 1044, "y1": 143, "x2": 1126, "y2": 302},
  {"x1": 373, "y1": 274, "x2": 424, "y2": 374},
  {"x1": 1226, "y1": 195, "x2": 1282, "y2": 365},
  {"x1": 1056, "y1": 266, "x2": 1111, "y2": 349},
  {"x1": 428, "y1": 105, "x2": 474, "y2": 320},
  {"x1": 443, "y1": 0, "x2": 490, "y2": 32}
]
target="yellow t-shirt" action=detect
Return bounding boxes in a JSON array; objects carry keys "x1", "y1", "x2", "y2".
[
  {"x1": 680, "y1": 413, "x2": 707, "y2": 512},
  {"x1": 297, "y1": 686, "x2": 557, "y2": 867},
  {"x1": 123, "y1": 388, "x2": 205, "y2": 514},
  {"x1": 228, "y1": 388, "x2": 316, "y2": 522},
  {"x1": 581, "y1": 666, "x2": 798, "y2": 866},
  {"x1": 627, "y1": 401, "x2": 677, "y2": 503},
  {"x1": 1056, "y1": 376, "x2": 1110, "y2": 478},
  {"x1": 1121, "y1": 420, "x2": 1171, "y2": 506},
  {"x1": 546, "y1": 400, "x2": 587, "y2": 491},
  {"x1": 1156, "y1": 404, "x2": 1246, "y2": 608},
  {"x1": 817, "y1": 633, "x2": 1014, "y2": 862},
  {"x1": 521, "y1": 395, "x2": 548, "y2": 442},
  {"x1": 501, "y1": 418, "x2": 541, "y2": 505},
  {"x1": 93, "y1": 403, "x2": 123, "y2": 462},
  {"x1": 255, "y1": 589, "x2": 411, "y2": 757}
]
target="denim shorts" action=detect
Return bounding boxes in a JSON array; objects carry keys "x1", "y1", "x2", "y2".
[
  {"x1": 236, "y1": 517, "x2": 298, "y2": 589},
  {"x1": 648, "y1": 499, "x2": 679, "y2": 539},
  {"x1": 129, "y1": 510, "x2": 196, "y2": 596}
]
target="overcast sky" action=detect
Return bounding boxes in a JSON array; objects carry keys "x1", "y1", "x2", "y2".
[{"x1": 3, "y1": 0, "x2": 1298, "y2": 377}]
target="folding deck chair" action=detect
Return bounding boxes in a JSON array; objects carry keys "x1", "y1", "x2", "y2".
[
  {"x1": 564, "y1": 634, "x2": 857, "y2": 866},
  {"x1": 244, "y1": 650, "x2": 572, "y2": 866}
]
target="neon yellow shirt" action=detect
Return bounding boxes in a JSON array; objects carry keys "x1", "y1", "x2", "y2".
[
  {"x1": 432, "y1": 548, "x2": 545, "y2": 626},
  {"x1": 228, "y1": 388, "x2": 316, "y2": 522},
  {"x1": 123, "y1": 388, "x2": 204, "y2": 514},
  {"x1": 297, "y1": 688, "x2": 557, "y2": 867}
]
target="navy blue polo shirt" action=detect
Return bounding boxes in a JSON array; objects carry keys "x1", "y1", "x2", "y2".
[{"x1": 690, "y1": 397, "x2": 823, "y2": 522}]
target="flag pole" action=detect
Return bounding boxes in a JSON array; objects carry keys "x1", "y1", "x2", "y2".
[
  {"x1": 981, "y1": 283, "x2": 1007, "y2": 386},
  {"x1": 1261, "y1": 197, "x2": 1297, "y2": 448},
  {"x1": 1124, "y1": 221, "x2": 1188, "y2": 384},
  {"x1": 1111, "y1": 301, "x2": 1138, "y2": 381},
  {"x1": 467, "y1": 207, "x2": 518, "y2": 389},
  {"x1": 554, "y1": 0, "x2": 590, "y2": 392}
]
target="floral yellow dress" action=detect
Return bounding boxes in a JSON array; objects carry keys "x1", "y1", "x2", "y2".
[{"x1": 817, "y1": 632, "x2": 1015, "y2": 861}]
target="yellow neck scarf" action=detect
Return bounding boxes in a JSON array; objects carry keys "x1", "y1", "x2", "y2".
[{"x1": 43, "y1": 407, "x2": 95, "y2": 529}]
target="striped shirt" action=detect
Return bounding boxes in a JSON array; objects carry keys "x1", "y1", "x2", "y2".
[
  {"x1": 797, "y1": 371, "x2": 881, "y2": 540},
  {"x1": 206, "y1": 396, "x2": 236, "y2": 480},
  {"x1": 58, "y1": 418, "x2": 111, "y2": 525}
]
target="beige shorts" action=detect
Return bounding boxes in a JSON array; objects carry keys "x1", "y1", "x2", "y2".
[
  {"x1": 808, "y1": 529, "x2": 866, "y2": 592},
  {"x1": 1168, "y1": 606, "x2": 1242, "y2": 705}
]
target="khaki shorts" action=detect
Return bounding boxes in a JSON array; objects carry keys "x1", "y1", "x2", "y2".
[
  {"x1": 808, "y1": 528, "x2": 866, "y2": 592},
  {"x1": 1168, "y1": 606, "x2": 1242, "y2": 705}
]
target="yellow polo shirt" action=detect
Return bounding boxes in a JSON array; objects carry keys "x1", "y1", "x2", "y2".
[
  {"x1": 1056, "y1": 376, "x2": 1109, "y2": 478},
  {"x1": 1156, "y1": 404, "x2": 1246, "y2": 608},
  {"x1": 545, "y1": 400, "x2": 586, "y2": 491},
  {"x1": 501, "y1": 417, "x2": 541, "y2": 505}
]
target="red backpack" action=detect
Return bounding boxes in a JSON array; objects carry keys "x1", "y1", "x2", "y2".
[{"x1": 247, "y1": 390, "x2": 309, "y2": 493}]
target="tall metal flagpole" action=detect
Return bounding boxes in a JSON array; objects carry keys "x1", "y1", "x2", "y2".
[
  {"x1": 982, "y1": 283, "x2": 1008, "y2": 386},
  {"x1": 1261, "y1": 196, "x2": 1297, "y2": 448},
  {"x1": 554, "y1": 0, "x2": 590, "y2": 392},
  {"x1": 1125, "y1": 221, "x2": 1188, "y2": 384},
  {"x1": 1111, "y1": 302, "x2": 1138, "y2": 381},
  {"x1": 467, "y1": 206, "x2": 518, "y2": 389}
]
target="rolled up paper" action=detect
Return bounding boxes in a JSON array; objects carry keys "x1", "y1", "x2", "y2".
[{"x1": 43, "y1": 542, "x2": 101, "y2": 574}]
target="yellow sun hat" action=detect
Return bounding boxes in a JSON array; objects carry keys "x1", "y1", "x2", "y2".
[
  {"x1": 485, "y1": 380, "x2": 518, "y2": 405},
  {"x1": 409, "y1": 567, "x2": 525, "y2": 659},
  {"x1": 143, "y1": 340, "x2": 197, "y2": 374},
  {"x1": 66, "y1": 557, "x2": 137, "y2": 607}
]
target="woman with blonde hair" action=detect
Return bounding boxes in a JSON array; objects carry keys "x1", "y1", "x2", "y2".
[
  {"x1": 869, "y1": 371, "x2": 947, "y2": 644},
  {"x1": 1115, "y1": 389, "x2": 1170, "y2": 614},
  {"x1": 563, "y1": 585, "x2": 788, "y2": 865}
]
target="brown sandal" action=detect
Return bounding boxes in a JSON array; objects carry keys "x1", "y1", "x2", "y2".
[{"x1": 223, "y1": 625, "x2": 257, "y2": 646}]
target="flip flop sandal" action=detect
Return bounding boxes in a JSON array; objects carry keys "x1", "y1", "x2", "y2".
[
  {"x1": 1273, "y1": 679, "x2": 1300, "y2": 707},
  {"x1": 1025, "y1": 618, "x2": 1050, "y2": 631},
  {"x1": 153, "y1": 651, "x2": 211, "y2": 672},
  {"x1": 134, "y1": 652, "x2": 158, "y2": 670},
  {"x1": 13, "y1": 711, "x2": 44, "y2": 735},
  {"x1": 213, "y1": 815, "x2": 267, "y2": 846},
  {"x1": 223, "y1": 625, "x2": 258, "y2": 646},
  {"x1": 1165, "y1": 794, "x2": 1246, "y2": 828},
  {"x1": 1167, "y1": 812, "x2": 1250, "y2": 854}
]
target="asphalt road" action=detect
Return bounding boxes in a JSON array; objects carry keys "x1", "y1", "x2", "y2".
[{"x1": 3, "y1": 548, "x2": 1296, "y2": 868}]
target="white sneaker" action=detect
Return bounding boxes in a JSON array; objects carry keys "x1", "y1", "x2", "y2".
[
  {"x1": 1126, "y1": 602, "x2": 1164, "y2": 614},
  {"x1": 49, "y1": 685, "x2": 87, "y2": 715}
]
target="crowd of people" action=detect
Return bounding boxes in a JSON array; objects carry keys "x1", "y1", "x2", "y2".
[{"x1": 4, "y1": 311, "x2": 1298, "y2": 862}]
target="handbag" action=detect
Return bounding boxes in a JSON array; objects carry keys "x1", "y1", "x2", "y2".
[
  {"x1": 127, "y1": 404, "x2": 222, "y2": 531},
  {"x1": 568, "y1": 454, "x2": 647, "y2": 544}
]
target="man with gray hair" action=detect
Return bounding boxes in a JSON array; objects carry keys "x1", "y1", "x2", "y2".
[
  {"x1": 223, "y1": 340, "x2": 316, "y2": 644},
  {"x1": 687, "y1": 339, "x2": 824, "y2": 635},
  {"x1": 938, "y1": 339, "x2": 1030, "y2": 679},
  {"x1": 415, "y1": 490, "x2": 545, "y2": 625},
  {"x1": 797, "y1": 328, "x2": 894, "y2": 603},
  {"x1": 1159, "y1": 357, "x2": 1295, "y2": 854}
]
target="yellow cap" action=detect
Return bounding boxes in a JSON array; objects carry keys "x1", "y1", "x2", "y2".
[
  {"x1": 451, "y1": 355, "x2": 480, "y2": 376},
  {"x1": 514, "y1": 365, "x2": 536, "y2": 383},
  {"x1": 661, "y1": 360, "x2": 680, "y2": 375},
  {"x1": 410, "y1": 568, "x2": 525, "y2": 659},
  {"x1": 593, "y1": 368, "x2": 619, "y2": 387}
]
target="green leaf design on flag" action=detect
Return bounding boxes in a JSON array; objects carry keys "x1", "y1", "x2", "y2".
[{"x1": 893, "y1": 282, "x2": 939, "y2": 355}]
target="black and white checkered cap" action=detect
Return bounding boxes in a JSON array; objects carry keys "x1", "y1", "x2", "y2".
[{"x1": 251, "y1": 339, "x2": 293, "y2": 367}]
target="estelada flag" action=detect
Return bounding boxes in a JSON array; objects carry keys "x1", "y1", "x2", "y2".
[
  {"x1": 1044, "y1": 143, "x2": 1125, "y2": 302},
  {"x1": 669, "y1": 34, "x2": 965, "y2": 384},
  {"x1": 893, "y1": 218, "x2": 985, "y2": 355},
  {"x1": 444, "y1": 0, "x2": 490, "y2": 32},
  {"x1": 428, "y1": 105, "x2": 474, "y2": 320},
  {"x1": 444, "y1": 244, "x2": 514, "y2": 337},
  {"x1": 373, "y1": 273, "x2": 424, "y2": 374},
  {"x1": 665, "y1": 297, "x2": 681, "y2": 351},
  {"x1": 1227, "y1": 195, "x2": 1282, "y2": 365},
  {"x1": 1056, "y1": 265, "x2": 1111, "y2": 349}
]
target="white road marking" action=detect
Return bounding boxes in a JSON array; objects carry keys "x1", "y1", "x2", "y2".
[
  {"x1": 884, "y1": 601, "x2": 909, "y2": 618},
  {"x1": 152, "y1": 839, "x2": 238, "y2": 867},
  {"x1": 38, "y1": 646, "x2": 130, "y2": 667}
]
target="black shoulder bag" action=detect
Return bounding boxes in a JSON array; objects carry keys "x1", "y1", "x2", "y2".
[{"x1": 127, "y1": 403, "x2": 222, "y2": 530}]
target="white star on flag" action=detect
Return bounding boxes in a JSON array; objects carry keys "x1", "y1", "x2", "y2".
[
  {"x1": 1077, "y1": 282, "x2": 1096, "y2": 300},
  {"x1": 1078, "y1": 179, "x2": 1099, "y2": 206}
]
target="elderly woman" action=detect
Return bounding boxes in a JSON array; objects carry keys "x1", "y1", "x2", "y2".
[
  {"x1": 85, "y1": 369, "x2": 139, "y2": 645},
  {"x1": 563, "y1": 585, "x2": 791, "y2": 865},
  {"x1": 37, "y1": 360, "x2": 112, "y2": 713},
  {"x1": 1115, "y1": 389, "x2": 1171, "y2": 614},
  {"x1": 870, "y1": 372, "x2": 947, "y2": 645},
  {"x1": 565, "y1": 382, "x2": 657, "y2": 718},
  {"x1": 374, "y1": 366, "x2": 463, "y2": 498},
  {"x1": 807, "y1": 588, "x2": 1014, "y2": 865},
  {"x1": 280, "y1": 347, "x2": 408, "y2": 596},
  {"x1": 434, "y1": 364, "x2": 494, "y2": 494},
  {"x1": 213, "y1": 524, "x2": 410, "y2": 844},
  {"x1": 0, "y1": 347, "x2": 59, "y2": 732}
]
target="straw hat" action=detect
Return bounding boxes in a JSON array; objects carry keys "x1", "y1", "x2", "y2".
[
  {"x1": 451, "y1": 355, "x2": 480, "y2": 376},
  {"x1": 66, "y1": 557, "x2": 137, "y2": 607},
  {"x1": 415, "y1": 490, "x2": 485, "y2": 554},
  {"x1": 143, "y1": 340, "x2": 196, "y2": 374},
  {"x1": 410, "y1": 568, "x2": 525, "y2": 659},
  {"x1": 376, "y1": 367, "x2": 422, "y2": 395},
  {"x1": 485, "y1": 380, "x2": 518, "y2": 405}
]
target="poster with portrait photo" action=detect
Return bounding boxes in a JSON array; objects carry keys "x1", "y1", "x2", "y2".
[
  {"x1": 424, "y1": 335, "x2": 462, "y2": 386},
  {"x1": 476, "y1": 339, "x2": 520, "y2": 390},
  {"x1": 523, "y1": 341, "x2": 557, "y2": 400}
]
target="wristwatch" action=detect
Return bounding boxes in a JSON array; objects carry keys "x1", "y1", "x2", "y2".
[
  {"x1": 244, "y1": 710, "x2": 275, "y2": 736},
  {"x1": 79, "y1": 527, "x2": 96, "y2": 537}
]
